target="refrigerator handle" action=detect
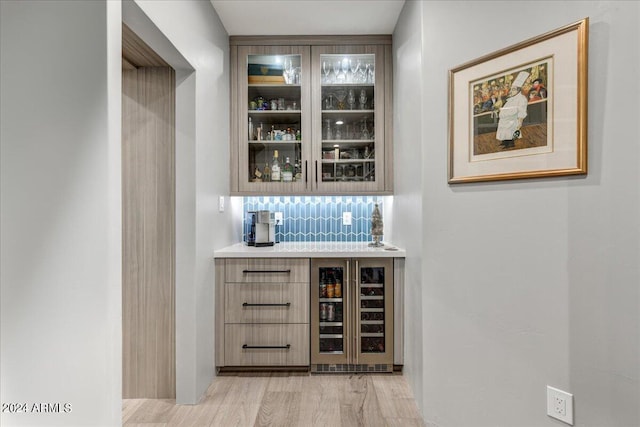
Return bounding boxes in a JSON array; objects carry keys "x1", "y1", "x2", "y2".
[
  {"x1": 345, "y1": 260, "x2": 350, "y2": 361},
  {"x1": 354, "y1": 260, "x2": 359, "y2": 364}
]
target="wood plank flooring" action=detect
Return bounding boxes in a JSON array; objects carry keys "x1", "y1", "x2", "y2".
[{"x1": 123, "y1": 373, "x2": 425, "y2": 426}]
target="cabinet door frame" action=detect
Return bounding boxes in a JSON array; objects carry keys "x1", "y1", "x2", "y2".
[
  {"x1": 235, "y1": 45, "x2": 312, "y2": 194},
  {"x1": 310, "y1": 258, "x2": 352, "y2": 365},
  {"x1": 311, "y1": 44, "x2": 390, "y2": 194},
  {"x1": 354, "y1": 257, "x2": 394, "y2": 366}
]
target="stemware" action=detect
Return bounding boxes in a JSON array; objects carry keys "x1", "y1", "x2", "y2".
[
  {"x1": 334, "y1": 89, "x2": 347, "y2": 110},
  {"x1": 347, "y1": 89, "x2": 356, "y2": 110},
  {"x1": 359, "y1": 89, "x2": 368, "y2": 110},
  {"x1": 324, "y1": 93, "x2": 335, "y2": 110},
  {"x1": 322, "y1": 60, "x2": 331, "y2": 84},
  {"x1": 323, "y1": 119, "x2": 333, "y2": 140},
  {"x1": 349, "y1": 59, "x2": 360, "y2": 84},
  {"x1": 333, "y1": 61, "x2": 341, "y2": 83},
  {"x1": 361, "y1": 118, "x2": 370, "y2": 140},
  {"x1": 334, "y1": 60, "x2": 346, "y2": 83},
  {"x1": 356, "y1": 59, "x2": 365, "y2": 83}
]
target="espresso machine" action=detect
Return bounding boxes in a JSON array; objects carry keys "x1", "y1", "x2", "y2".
[{"x1": 246, "y1": 210, "x2": 275, "y2": 246}]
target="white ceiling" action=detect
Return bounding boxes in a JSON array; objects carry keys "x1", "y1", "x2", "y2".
[{"x1": 210, "y1": 0, "x2": 406, "y2": 36}]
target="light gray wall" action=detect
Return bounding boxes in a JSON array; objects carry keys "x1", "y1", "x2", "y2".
[
  {"x1": 391, "y1": 0, "x2": 425, "y2": 415},
  {"x1": 394, "y1": 1, "x2": 639, "y2": 426},
  {"x1": 0, "y1": 2, "x2": 232, "y2": 425},
  {"x1": 126, "y1": 0, "x2": 231, "y2": 404},
  {"x1": 1, "y1": 1, "x2": 122, "y2": 425}
]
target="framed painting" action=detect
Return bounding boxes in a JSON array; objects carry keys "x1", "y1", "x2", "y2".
[{"x1": 448, "y1": 18, "x2": 588, "y2": 183}]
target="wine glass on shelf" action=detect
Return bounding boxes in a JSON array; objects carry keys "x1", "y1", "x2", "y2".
[
  {"x1": 361, "y1": 118, "x2": 370, "y2": 140},
  {"x1": 347, "y1": 89, "x2": 356, "y2": 110},
  {"x1": 367, "y1": 62, "x2": 375, "y2": 84},
  {"x1": 333, "y1": 60, "x2": 345, "y2": 83},
  {"x1": 359, "y1": 89, "x2": 368, "y2": 110},
  {"x1": 356, "y1": 59, "x2": 365, "y2": 83},
  {"x1": 324, "y1": 93, "x2": 335, "y2": 110},
  {"x1": 322, "y1": 60, "x2": 331, "y2": 84},
  {"x1": 334, "y1": 89, "x2": 347, "y2": 110},
  {"x1": 349, "y1": 58, "x2": 360, "y2": 84},
  {"x1": 340, "y1": 58, "x2": 349, "y2": 83},
  {"x1": 362, "y1": 63, "x2": 370, "y2": 84},
  {"x1": 323, "y1": 119, "x2": 333, "y2": 140}
]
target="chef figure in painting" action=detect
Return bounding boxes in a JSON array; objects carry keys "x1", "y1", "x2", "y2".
[{"x1": 496, "y1": 71, "x2": 529, "y2": 149}]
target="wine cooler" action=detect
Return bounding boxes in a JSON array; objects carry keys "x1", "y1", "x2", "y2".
[{"x1": 311, "y1": 258, "x2": 393, "y2": 373}]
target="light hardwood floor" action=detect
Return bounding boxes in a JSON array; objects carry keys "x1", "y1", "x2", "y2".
[{"x1": 123, "y1": 372, "x2": 425, "y2": 426}]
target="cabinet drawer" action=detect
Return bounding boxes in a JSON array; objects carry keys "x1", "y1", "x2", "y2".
[
  {"x1": 225, "y1": 258, "x2": 309, "y2": 283},
  {"x1": 225, "y1": 324, "x2": 309, "y2": 366},
  {"x1": 225, "y1": 282, "x2": 309, "y2": 324}
]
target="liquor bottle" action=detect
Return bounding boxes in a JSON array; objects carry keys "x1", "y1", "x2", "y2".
[
  {"x1": 296, "y1": 129, "x2": 301, "y2": 141},
  {"x1": 282, "y1": 157, "x2": 293, "y2": 182},
  {"x1": 271, "y1": 150, "x2": 281, "y2": 182},
  {"x1": 248, "y1": 117, "x2": 254, "y2": 141},
  {"x1": 263, "y1": 163, "x2": 271, "y2": 182}
]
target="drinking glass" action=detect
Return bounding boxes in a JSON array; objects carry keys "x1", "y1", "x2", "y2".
[
  {"x1": 324, "y1": 119, "x2": 333, "y2": 140},
  {"x1": 356, "y1": 59, "x2": 365, "y2": 83},
  {"x1": 347, "y1": 89, "x2": 356, "y2": 110},
  {"x1": 322, "y1": 60, "x2": 331, "y2": 84},
  {"x1": 361, "y1": 118, "x2": 370, "y2": 140},
  {"x1": 333, "y1": 61, "x2": 341, "y2": 83},
  {"x1": 334, "y1": 89, "x2": 346, "y2": 110},
  {"x1": 349, "y1": 59, "x2": 360, "y2": 83},
  {"x1": 283, "y1": 57, "x2": 292, "y2": 84},
  {"x1": 359, "y1": 89, "x2": 368, "y2": 110},
  {"x1": 325, "y1": 93, "x2": 335, "y2": 110}
]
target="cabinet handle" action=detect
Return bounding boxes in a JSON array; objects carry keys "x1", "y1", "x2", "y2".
[
  {"x1": 315, "y1": 160, "x2": 318, "y2": 183},
  {"x1": 242, "y1": 344, "x2": 291, "y2": 350},
  {"x1": 305, "y1": 160, "x2": 308, "y2": 184},
  {"x1": 242, "y1": 269, "x2": 291, "y2": 274},
  {"x1": 242, "y1": 302, "x2": 291, "y2": 307}
]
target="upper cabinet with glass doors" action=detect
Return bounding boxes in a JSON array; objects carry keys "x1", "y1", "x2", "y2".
[{"x1": 229, "y1": 37, "x2": 392, "y2": 195}]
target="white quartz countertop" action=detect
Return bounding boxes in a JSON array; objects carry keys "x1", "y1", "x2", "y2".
[{"x1": 213, "y1": 242, "x2": 406, "y2": 258}]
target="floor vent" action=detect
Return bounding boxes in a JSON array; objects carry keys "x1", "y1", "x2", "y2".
[{"x1": 312, "y1": 364, "x2": 392, "y2": 373}]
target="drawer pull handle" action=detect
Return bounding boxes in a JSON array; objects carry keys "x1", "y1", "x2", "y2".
[
  {"x1": 242, "y1": 302, "x2": 291, "y2": 307},
  {"x1": 242, "y1": 344, "x2": 291, "y2": 350},
  {"x1": 242, "y1": 269, "x2": 291, "y2": 274}
]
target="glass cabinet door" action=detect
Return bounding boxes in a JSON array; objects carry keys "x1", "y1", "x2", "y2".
[
  {"x1": 311, "y1": 260, "x2": 350, "y2": 365},
  {"x1": 356, "y1": 258, "x2": 393, "y2": 366},
  {"x1": 237, "y1": 46, "x2": 311, "y2": 193},
  {"x1": 312, "y1": 45, "x2": 386, "y2": 193}
]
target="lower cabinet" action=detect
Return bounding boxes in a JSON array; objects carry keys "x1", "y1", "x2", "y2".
[
  {"x1": 216, "y1": 258, "x2": 310, "y2": 368},
  {"x1": 215, "y1": 256, "x2": 404, "y2": 371}
]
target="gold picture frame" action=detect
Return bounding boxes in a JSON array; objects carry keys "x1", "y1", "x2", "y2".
[{"x1": 448, "y1": 18, "x2": 588, "y2": 184}]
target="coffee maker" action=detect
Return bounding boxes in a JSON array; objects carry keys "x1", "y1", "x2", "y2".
[{"x1": 246, "y1": 210, "x2": 275, "y2": 246}]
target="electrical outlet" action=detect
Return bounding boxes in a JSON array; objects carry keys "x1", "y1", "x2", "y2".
[
  {"x1": 343, "y1": 212, "x2": 352, "y2": 226},
  {"x1": 547, "y1": 386, "x2": 574, "y2": 425},
  {"x1": 218, "y1": 196, "x2": 225, "y2": 213},
  {"x1": 274, "y1": 212, "x2": 283, "y2": 224}
]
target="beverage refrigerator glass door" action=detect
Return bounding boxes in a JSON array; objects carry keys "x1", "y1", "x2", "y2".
[{"x1": 310, "y1": 258, "x2": 393, "y2": 372}]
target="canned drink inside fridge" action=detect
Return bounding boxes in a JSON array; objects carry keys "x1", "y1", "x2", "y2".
[
  {"x1": 320, "y1": 303, "x2": 328, "y2": 320},
  {"x1": 326, "y1": 303, "x2": 335, "y2": 321},
  {"x1": 319, "y1": 283, "x2": 327, "y2": 298}
]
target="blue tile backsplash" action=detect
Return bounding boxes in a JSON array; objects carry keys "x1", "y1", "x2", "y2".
[{"x1": 243, "y1": 196, "x2": 385, "y2": 242}]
